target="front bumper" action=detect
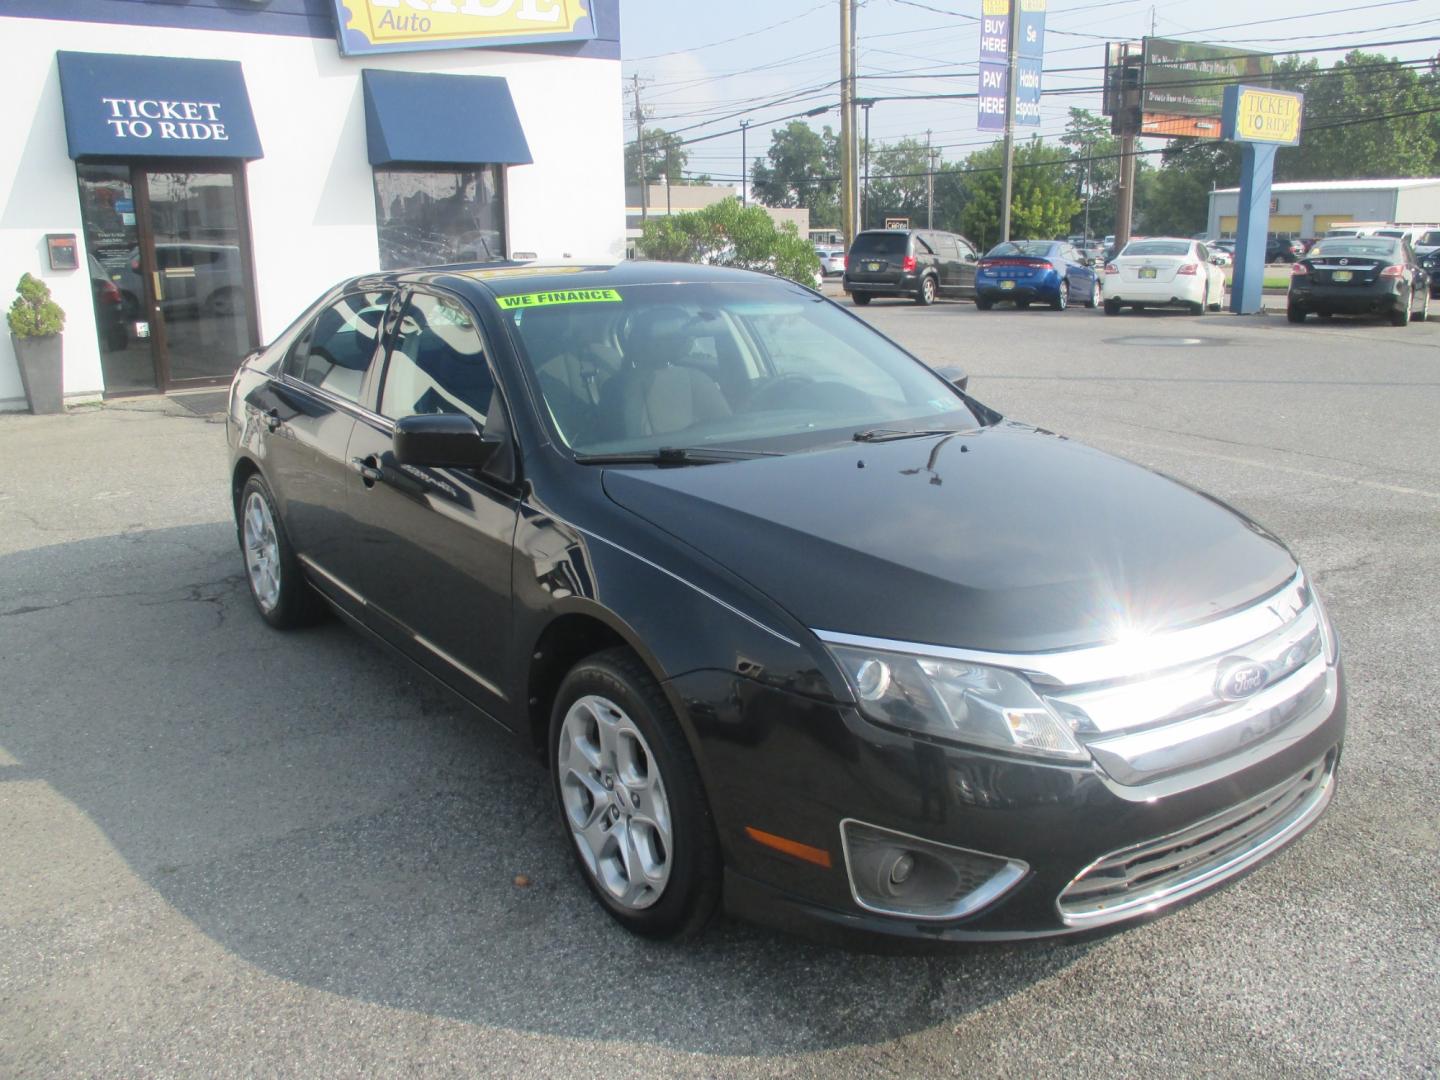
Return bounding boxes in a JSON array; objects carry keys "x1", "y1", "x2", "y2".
[{"x1": 672, "y1": 660, "x2": 1345, "y2": 945}]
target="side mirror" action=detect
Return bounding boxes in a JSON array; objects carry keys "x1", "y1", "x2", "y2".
[
  {"x1": 935, "y1": 365, "x2": 970, "y2": 394},
  {"x1": 393, "y1": 413, "x2": 502, "y2": 470}
]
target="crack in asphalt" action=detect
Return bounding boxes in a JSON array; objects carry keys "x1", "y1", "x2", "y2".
[{"x1": 1, "y1": 575, "x2": 244, "y2": 622}]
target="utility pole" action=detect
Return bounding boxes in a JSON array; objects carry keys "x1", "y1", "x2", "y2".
[
  {"x1": 839, "y1": 0, "x2": 856, "y2": 249},
  {"x1": 740, "y1": 119, "x2": 751, "y2": 206},
  {"x1": 1083, "y1": 140, "x2": 1093, "y2": 242},
  {"x1": 926, "y1": 129, "x2": 935, "y2": 229},
  {"x1": 1114, "y1": 44, "x2": 1141, "y2": 249},
  {"x1": 999, "y1": 0, "x2": 1020, "y2": 242},
  {"x1": 632, "y1": 73, "x2": 648, "y2": 223}
]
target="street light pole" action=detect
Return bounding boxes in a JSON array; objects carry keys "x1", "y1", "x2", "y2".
[
  {"x1": 663, "y1": 172, "x2": 671, "y2": 215},
  {"x1": 839, "y1": 0, "x2": 856, "y2": 250},
  {"x1": 858, "y1": 99, "x2": 874, "y2": 231},
  {"x1": 740, "y1": 119, "x2": 751, "y2": 207},
  {"x1": 999, "y1": 0, "x2": 1019, "y2": 242}
]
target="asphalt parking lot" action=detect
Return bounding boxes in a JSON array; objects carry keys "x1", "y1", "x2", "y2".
[{"x1": 2, "y1": 297, "x2": 1438, "y2": 1077}]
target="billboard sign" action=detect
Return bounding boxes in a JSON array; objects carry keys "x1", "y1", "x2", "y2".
[
  {"x1": 1222, "y1": 85, "x2": 1304, "y2": 146},
  {"x1": 1141, "y1": 37, "x2": 1272, "y2": 118},
  {"x1": 977, "y1": 0, "x2": 1009, "y2": 131},
  {"x1": 333, "y1": 0, "x2": 597, "y2": 57}
]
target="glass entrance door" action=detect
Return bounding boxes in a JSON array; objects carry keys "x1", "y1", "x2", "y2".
[
  {"x1": 76, "y1": 163, "x2": 258, "y2": 394},
  {"x1": 140, "y1": 169, "x2": 257, "y2": 386}
]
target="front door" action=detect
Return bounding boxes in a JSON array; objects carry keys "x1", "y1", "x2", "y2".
[{"x1": 77, "y1": 163, "x2": 259, "y2": 394}]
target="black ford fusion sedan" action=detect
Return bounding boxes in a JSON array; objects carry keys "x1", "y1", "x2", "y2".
[
  {"x1": 1287, "y1": 235, "x2": 1430, "y2": 325},
  {"x1": 227, "y1": 261, "x2": 1344, "y2": 945}
]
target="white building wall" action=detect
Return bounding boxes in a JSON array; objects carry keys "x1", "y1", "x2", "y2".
[{"x1": 0, "y1": 15, "x2": 624, "y2": 410}]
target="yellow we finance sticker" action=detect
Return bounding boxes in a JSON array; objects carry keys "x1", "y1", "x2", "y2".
[{"x1": 497, "y1": 288, "x2": 622, "y2": 310}]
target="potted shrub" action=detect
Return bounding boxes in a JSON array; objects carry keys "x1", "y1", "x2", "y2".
[{"x1": 7, "y1": 273, "x2": 66, "y2": 414}]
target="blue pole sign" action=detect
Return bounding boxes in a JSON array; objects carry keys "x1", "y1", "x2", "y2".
[
  {"x1": 1222, "y1": 85, "x2": 1304, "y2": 314},
  {"x1": 1016, "y1": 0, "x2": 1046, "y2": 127},
  {"x1": 977, "y1": 0, "x2": 1009, "y2": 132}
]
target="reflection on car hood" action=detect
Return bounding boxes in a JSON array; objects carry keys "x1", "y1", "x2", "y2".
[{"x1": 601, "y1": 423, "x2": 1297, "y2": 654}]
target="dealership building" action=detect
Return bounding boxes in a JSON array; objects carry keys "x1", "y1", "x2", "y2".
[
  {"x1": 0, "y1": 0, "x2": 623, "y2": 410},
  {"x1": 1206, "y1": 178, "x2": 1440, "y2": 242}
]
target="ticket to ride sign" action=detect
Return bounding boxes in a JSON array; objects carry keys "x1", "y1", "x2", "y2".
[
  {"x1": 334, "y1": 0, "x2": 596, "y2": 56},
  {"x1": 1222, "y1": 85, "x2": 1304, "y2": 146}
]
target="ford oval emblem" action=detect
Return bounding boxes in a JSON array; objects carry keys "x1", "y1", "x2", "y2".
[{"x1": 1217, "y1": 659, "x2": 1269, "y2": 701}]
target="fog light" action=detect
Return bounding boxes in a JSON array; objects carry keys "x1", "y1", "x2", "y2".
[{"x1": 841, "y1": 820, "x2": 1028, "y2": 921}]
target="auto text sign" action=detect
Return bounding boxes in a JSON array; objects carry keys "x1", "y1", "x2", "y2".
[
  {"x1": 333, "y1": 0, "x2": 596, "y2": 56},
  {"x1": 1222, "y1": 85, "x2": 1304, "y2": 146},
  {"x1": 977, "y1": 0, "x2": 1009, "y2": 131}
]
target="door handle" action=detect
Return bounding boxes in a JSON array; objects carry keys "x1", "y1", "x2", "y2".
[
  {"x1": 265, "y1": 408, "x2": 281, "y2": 433},
  {"x1": 350, "y1": 455, "x2": 383, "y2": 486}
]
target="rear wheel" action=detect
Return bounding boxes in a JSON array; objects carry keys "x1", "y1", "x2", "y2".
[
  {"x1": 1390, "y1": 290, "x2": 1412, "y2": 327},
  {"x1": 851, "y1": 292, "x2": 871, "y2": 306},
  {"x1": 1016, "y1": 299, "x2": 1031, "y2": 310},
  {"x1": 915, "y1": 275, "x2": 937, "y2": 306},
  {"x1": 1103, "y1": 298, "x2": 1122, "y2": 316},
  {"x1": 1317, "y1": 311, "x2": 1333, "y2": 320},
  {"x1": 550, "y1": 648, "x2": 720, "y2": 939},
  {"x1": 1085, "y1": 280, "x2": 1101, "y2": 308},
  {"x1": 1189, "y1": 286, "x2": 1206, "y2": 316},
  {"x1": 1286, "y1": 303, "x2": 1307, "y2": 323},
  {"x1": 975, "y1": 296, "x2": 993, "y2": 311},
  {"x1": 1417, "y1": 290, "x2": 1430, "y2": 323},
  {"x1": 1051, "y1": 281, "x2": 1069, "y2": 311}
]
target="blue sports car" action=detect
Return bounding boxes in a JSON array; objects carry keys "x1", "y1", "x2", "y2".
[{"x1": 975, "y1": 240, "x2": 1100, "y2": 311}]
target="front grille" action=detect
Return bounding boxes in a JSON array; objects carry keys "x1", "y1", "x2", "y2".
[{"x1": 1057, "y1": 755, "x2": 1333, "y2": 927}]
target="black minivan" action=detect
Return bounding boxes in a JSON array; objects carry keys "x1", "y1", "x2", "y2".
[{"x1": 844, "y1": 229, "x2": 980, "y2": 306}]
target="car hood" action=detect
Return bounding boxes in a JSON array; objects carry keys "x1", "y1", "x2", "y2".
[{"x1": 600, "y1": 424, "x2": 1297, "y2": 654}]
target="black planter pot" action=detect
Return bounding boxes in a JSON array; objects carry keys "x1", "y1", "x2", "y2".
[{"x1": 11, "y1": 334, "x2": 64, "y2": 415}]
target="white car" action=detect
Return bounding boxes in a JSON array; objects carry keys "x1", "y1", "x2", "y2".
[
  {"x1": 1102, "y1": 237, "x2": 1227, "y2": 315},
  {"x1": 815, "y1": 247, "x2": 846, "y2": 276}
]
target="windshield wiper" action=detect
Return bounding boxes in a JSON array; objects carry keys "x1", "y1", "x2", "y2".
[
  {"x1": 852, "y1": 427, "x2": 961, "y2": 443},
  {"x1": 575, "y1": 446, "x2": 783, "y2": 466}
]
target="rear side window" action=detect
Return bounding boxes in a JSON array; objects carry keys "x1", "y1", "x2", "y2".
[
  {"x1": 380, "y1": 291, "x2": 495, "y2": 426},
  {"x1": 850, "y1": 233, "x2": 908, "y2": 257},
  {"x1": 284, "y1": 289, "x2": 393, "y2": 403}
]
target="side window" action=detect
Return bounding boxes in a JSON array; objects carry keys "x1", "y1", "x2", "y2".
[
  {"x1": 913, "y1": 234, "x2": 935, "y2": 256},
  {"x1": 283, "y1": 289, "x2": 392, "y2": 404},
  {"x1": 933, "y1": 234, "x2": 959, "y2": 259},
  {"x1": 380, "y1": 291, "x2": 495, "y2": 426},
  {"x1": 956, "y1": 238, "x2": 976, "y2": 261},
  {"x1": 1196, "y1": 244, "x2": 1209, "y2": 263}
]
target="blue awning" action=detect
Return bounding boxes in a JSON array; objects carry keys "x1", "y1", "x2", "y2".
[
  {"x1": 362, "y1": 69, "x2": 532, "y2": 168},
  {"x1": 56, "y1": 51, "x2": 263, "y2": 161}
]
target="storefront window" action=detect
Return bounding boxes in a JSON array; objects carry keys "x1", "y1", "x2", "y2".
[{"x1": 373, "y1": 167, "x2": 506, "y2": 271}]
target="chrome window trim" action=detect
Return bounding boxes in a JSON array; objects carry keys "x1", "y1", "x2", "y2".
[{"x1": 814, "y1": 570, "x2": 1308, "y2": 688}]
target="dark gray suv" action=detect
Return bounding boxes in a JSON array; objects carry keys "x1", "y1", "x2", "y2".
[{"x1": 844, "y1": 229, "x2": 979, "y2": 306}]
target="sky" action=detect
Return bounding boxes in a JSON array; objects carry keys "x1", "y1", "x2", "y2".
[{"x1": 616, "y1": 0, "x2": 1440, "y2": 184}]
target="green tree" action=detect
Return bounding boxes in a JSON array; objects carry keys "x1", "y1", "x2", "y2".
[
  {"x1": 7, "y1": 274, "x2": 65, "y2": 338},
  {"x1": 625, "y1": 127, "x2": 690, "y2": 187},
  {"x1": 750, "y1": 121, "x2": 839, "y2": 228},
  {"x1": 863, "y1": 139, "x2": 935, "y2": 229},
  {"x1": 638, "y1": 197, "x2": 819, "y2": 286},
  {"x1": 958, "y1": 138, "x2": 1081, "y2": 251},
  {"x1": 1137, "y1": 141, "x2": 1240, "y2": 237},
  {"x1": 1059, "y1": 108, "x2": 1119, "y2": 240}
]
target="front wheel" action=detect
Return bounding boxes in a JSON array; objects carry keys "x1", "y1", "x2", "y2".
[
  {"x1": 1051, "y1": 281, "x2": 1069, "y2": 311},
  {"x1": 550, "y1": 648, "x2": 721, "y2": 939},
  {"x1": 237, "y1": 474, "x2": 325, "y2": 629},
  {"x1": 915, "y1": 275, "x2": 937, "y2": 306},
  {"x1": 850, "y1": 292, "x2": 871, "y2": 306}
]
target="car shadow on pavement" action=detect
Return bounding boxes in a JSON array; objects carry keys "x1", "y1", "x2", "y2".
[{"x1": 0, "y1": 523, "x2": 1092, "y2": 1055}]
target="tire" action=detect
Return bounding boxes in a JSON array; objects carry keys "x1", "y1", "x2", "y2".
[
  {"x1": 915, "y1": 275, "x2": 937, "y2": 306},
  {"x1": 975, "y1": 297, "x2": 993, "y2": 311},
  {"x1": 1016, "y1": 299, "x2": 1031, "y2": 310},
  {"x1": 1417, "y1": 290, "x2": 1430, "y2": 323},
  {"x1": 1051, "y1": 281, "x2": 1069, "y2": 311},
  {"x1": 1317, "y1": 311, "x2": 1333, "y2": 320},
  {"x1": 237, "y1": 474, "x2": 326, "y2": 629},
  {"x1": 549, "y1": 648, "x2": 721, "y2": 940},
  {"x1": 851, "y1": 292, "x2": 871, "y2": 306},
  {"x1": 1085, "y1": 280, "x2": 1101, "y2": 308},
  {"x1": 1390, "y1": 291, "x2": 1411, "y2": 327},
  {"x1": 1286, "y1": 304, "x2": 1306, "y2": 323},
  {"x1": 1104, "y1": 298, "x2": 1122, "y2": 316},
  {"x1": 1190, "y1": 286, "x2": 1206, "y2": 316}
]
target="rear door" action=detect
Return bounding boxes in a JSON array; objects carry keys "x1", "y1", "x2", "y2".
[
  {"x1": 342, "y1": 287, "x2": 521, "y2": 720},
  {"x1": 953, "y1": 235, "x2": 979, "y2": 295},
  {"x1": 930, "y1": 233, "x2": 960, "y2": 292}
]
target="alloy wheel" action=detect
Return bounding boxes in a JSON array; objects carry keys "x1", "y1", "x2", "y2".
[
  {"x1": 558, "y1": 694, "x2": 674, "y2": 910},
  {"x1": 242, "y1": 490, "x2": 281, "y2": 613}
]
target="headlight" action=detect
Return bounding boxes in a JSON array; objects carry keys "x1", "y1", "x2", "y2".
[
  {"x1": 1311, "y1": 585, "x2": 1340, "y2": 665},
  {"x1": 828, "y1": 644, "x2": 1088, "y2": 762}
]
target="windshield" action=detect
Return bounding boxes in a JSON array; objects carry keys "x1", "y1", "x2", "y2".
[
  {"x1": 1121, "y1": 240, "x2": 1190, "y2": 257},
  {"x1": 1418, "y1": 230, "x2": 1440, "y2": 246},
  {"x1": 1310, "y1": 239, "x2": 1399, "y2": 259},
  {"x1": 986, "y1": 241, "x2": 1055, "y2": 258},
  {"x1": 502, "y1": 281, "x2": 977, "y2": 457},
  {"x1": 850, "y1": 233, "x2": 908, "y2": 256}
]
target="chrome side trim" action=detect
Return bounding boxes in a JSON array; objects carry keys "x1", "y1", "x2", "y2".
[
  {"x1": 413, "y1": 633, "x2": 507, "y2": 701},
  {"x1": 838, "y1": 818, "x2": 1029, "y2": 922},
  {"x1": 1057, "y1": 756, "x2": 1335, "y2": 928},
  {"x1": 540, "y1": 512, "x2": 803, "y2": 649},
  {"x1": 297, "y1": 555, "x2": 366, "y2": 607},
  {"x1": 815, "y1": 570, "x2": 1307, "y2": 687}
]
